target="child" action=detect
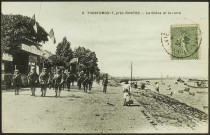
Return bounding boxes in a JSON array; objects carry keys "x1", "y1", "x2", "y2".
[
  {"x1": 12, "y1": 69, "x2": 22, "y2": 95},
  {"x1": 123, "y1": 81, "x2": 131, "y2": 106},
  {"x1": 124, "y1": 89, "x2": 131, "y2": 106}
]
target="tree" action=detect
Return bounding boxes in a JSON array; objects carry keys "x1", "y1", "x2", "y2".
[
  {"x1": 1, "y1": 14, "x2": 49, "y2": 55},
  {"x1": 73, "y1": 46, "x2": 100, "y2": 76},
  {"x1": 56, "y1": 37, "x2": 73, "y2": 64},
  {"x1": 49, "y1": 37, "x2": 73, "y2": 68}
]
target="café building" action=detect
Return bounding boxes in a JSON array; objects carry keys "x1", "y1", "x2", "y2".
[{"x1": 1, "y1": 41, "x2": 44, "y2": 89}]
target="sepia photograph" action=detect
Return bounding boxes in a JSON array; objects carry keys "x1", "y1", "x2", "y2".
[{"x1": 1, "y1": 1, "x2": 209, "y2": 133}]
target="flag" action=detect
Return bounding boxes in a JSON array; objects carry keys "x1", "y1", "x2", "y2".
[
  {"x1": 70, "y1": 58, "x2": 78, "y2": 64},
  {"x1": 32, "y1": 14, "x2": 37, "y2": 33},
  {"x1": 49, "y1": 29, "x2": 56, "y2": 44}
]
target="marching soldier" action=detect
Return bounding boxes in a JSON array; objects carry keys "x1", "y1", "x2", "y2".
[
  {"x1": 77, "y1": 71, "x2": 84, "y2": 90},
  {"x1": 102, "y1": 76, "x2": 108, "y2": 93},
  {"x1": 53, "y1": 68, "x2": 63, "y2": 97},
  {"x1": 39, "y1": 68, "x2": 49, "y2": 97},
  {"x1": 48, "y1": 68, "x2": 56, "y2": 90},
  {"x1": 28, "y1": 68, "x2": 39, "y2": 96},
  {"x1": 88, "y1": 74, "x2": 93, "y2": 91},
  {"x1": 66, "y1": 70, "x2": 74, "y2": 91},
  {"x1": 12, "y1": 69, "x2": 22, "y2": 95},
  {"x1": 62, "y1": 69, "x2": 68, "y2": 90},
  {"x1": 83, "y1": 74, "x2": 89, "y2": 93}
]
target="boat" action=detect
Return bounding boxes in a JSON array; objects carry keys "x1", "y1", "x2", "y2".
[
  {"x1": 177, "y1": 77, "x2": 185, "y2": 83},
  {"x1": 186, "y1": 79, "x2": 208, "y2": 88}
]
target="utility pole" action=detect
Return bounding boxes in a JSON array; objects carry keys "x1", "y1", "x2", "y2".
[{"x1": 131, "y1": 61, "x2": 132, "y2": 84}]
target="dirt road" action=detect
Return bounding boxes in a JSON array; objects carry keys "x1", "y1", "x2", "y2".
[{"x1": 2, "y1": 83, "x2": 155, "y2": 133}]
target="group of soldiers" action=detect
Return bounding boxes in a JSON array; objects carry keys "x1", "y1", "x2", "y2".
[{"x1": 12, "y1": 67, "x2": 95, "y2": 97}]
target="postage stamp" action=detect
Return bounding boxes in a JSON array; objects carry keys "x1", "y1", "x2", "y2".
[{"x1": 161, "y1": 24, "x2": 201, "y2": 60}]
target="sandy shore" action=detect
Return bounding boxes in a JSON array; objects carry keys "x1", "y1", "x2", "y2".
[
  {"x1": 2, "y1": 82, "x2": 208, "y2": 133},
  {"x1": 2, "y1": 82, "x2": 155, "y2": 133}
]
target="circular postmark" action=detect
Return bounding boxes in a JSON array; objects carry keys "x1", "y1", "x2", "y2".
[{"x1": 161, "y1": 24, "x2": 202, "y2": 60}]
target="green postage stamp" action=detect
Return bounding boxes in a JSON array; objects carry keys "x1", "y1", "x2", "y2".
[{"x1": 170, "y1": 24, "x2": 201, "y2": 60}]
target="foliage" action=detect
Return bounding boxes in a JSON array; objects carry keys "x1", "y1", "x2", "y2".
[
  {"x1": 37, "y1": 56, "x2": 52, "y2": 69},
  {"x1": 1, "y1": 14, "x2": 49, "y2": 55},
  {"x1": 48, "y1": 54, "x2": 64, "y2": 67},
  {"x1": 73, "y1": 46, "x2": 100, "y2": 76},
  {"x1": 48, "y1": 37, "x2": 73, "y2": 68},
  {"x1": 56, "y1": 37, "x2": 73, "y2": 64}
]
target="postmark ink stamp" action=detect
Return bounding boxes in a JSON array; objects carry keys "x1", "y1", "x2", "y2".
[{"x1": 161, "y1": 24, "x2": 201, "y2": 60}]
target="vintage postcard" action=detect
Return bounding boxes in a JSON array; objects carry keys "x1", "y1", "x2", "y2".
[{"x1": 1, "y1": 2, "x2": 209, "y2": 133}]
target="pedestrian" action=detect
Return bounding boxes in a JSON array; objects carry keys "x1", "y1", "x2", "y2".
[
  {"x1": 123, "y1": 81, "x2": 131, "y2": 106},
  {"x1": 39, "y1": 68, "x2": 49, "y2": 97},
  {"x1": 83, "y1": 74, "x2": 89, "y2": 93},
  {"x1": 12, "y1": 69, "x2": 22, "y2": 95},
  {"x1": 62, "y1": 69, "x2": 68, "y2": 90},
  {"x1": 155, "y1": 82, "x2": 159, "y2": 93},
  {"x1": 28, "y1": 68, "x2": 39, "y2": 96},
  {"x1": 134, "y1": 82, "x2": 138, "y2": 89},
  {"x1": 102, "y1": 76, "x2": 108, "y2": 93},
  {"x1": 88, "y1": 74, "x2": 93, "y2": 91},
  {"x1": 48, "y1": 69, "x2": 55, "y2": 90},
  {"x1": 77, "y1": 71, "x2": 84, "y2": 90},
  {"x1": 53, "y1": 68, "x2": 63, "y2": 97},
  {"x1": 66, "y1": 70, "x2": 74, "y2": 91}
]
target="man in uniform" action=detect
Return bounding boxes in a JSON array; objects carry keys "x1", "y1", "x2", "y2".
[
  {"x1": 83, "y1": 74, "x2": 89, "y2": 93},
  {"x1": 102, "y1": 75, "x2": 108, "y2": 93},
  {"x1": 77, "y1": 71, "x2": 84, "y2": 90},
  {"x1": 39, "y1": 68, "x2": 49, "y2": 97},
  {"x1": 28, "y1": 68, "x2": 39, "y2": 96},
  {"x1": 53, "y1": 68, "x2": 63, "y2": 97},
  {"x1": 62, "y1": 69, "x2": 68, "y2": 90},
  {"x1": 12, "y1": 69, "x2": 22, "y2": 95},
  {"x1": 88, "y1": 74, "x2": 93, "y2": 91},
  {"x1": 66, "y1": 70, "x2": 75, "y2": 91}
]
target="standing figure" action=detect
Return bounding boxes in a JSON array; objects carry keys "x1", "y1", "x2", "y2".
[
  {"x1": 123, "y1": 81, "x2": 131, "y2": 106},
  {"x1": 66, "y1": 71, "x2": 75, "y2": 91},
  {"x1": 134, "y1": 82, "x2": 138, "y2": 89},
  {"x1": 12, "y1": 69, "x2": 22, "y2": 95},
  {"x1": 87, "y1": 74, "x2": 93, "y2": 91},
  {"x1": 28, "y1": 68, "x2": 39, "y2": 96},
  {"x1": 155, "y1": 82, "x2": 159, "y2": 93},
  {"x1": 83, "y1": 74, "x2": 89, "y2": 93},
  {"x1": 62, "y1": 70, "x2": 68, "y2": 90},
  {"x1": 39, "y1": 68, "x2": 49, "y2": 97},
  {"x1": 102, "y1": 76, "x2": 108, "y2": 93},
  {"x1": 53, "y1": 69, "x2": 63, "y2": 97},
  {"x1": 48, "y1": 69, "x2": 55, "y2": 90},
  {"x1": 77, "y1": 71, "x2": 84, "y2": 90},
  {"x1": 96, "y1": 76, "x2": 100, "y2": 84}
]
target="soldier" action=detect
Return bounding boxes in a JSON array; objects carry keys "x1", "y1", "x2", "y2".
[
  {"x1": 66, "y1": 70, "x2": 75, "y2": 91},
  {"x1": 12, "y1": 69, "x2": 22, "y2": 95},
  {"x1": 39, "y1": 68, "x2": 49, "y2": 97},
  {"x1": 48, "y1": 69, "x2": 55, "y2": 90},
  {"x1": 83, "y1": 74, "x2": 89, "y2": 93},
  {"x1": 102, "y1": 76, "x2": 108, "y2": 93},
  {"x1": 77, "y1": 71, "x2": 84, "y2": 90},
  {"x1": 53, "y1": 68, "x2": 63, "y2": 97},
  {"x1": 88, "y1": 74, "x2": 93, "y2": 91},
  {"x1": 28, "y1": 68, "x2": 39, "y2": 96},
  {"x1": 62, "y1": 69, "x2": 68, "y2": 90}
]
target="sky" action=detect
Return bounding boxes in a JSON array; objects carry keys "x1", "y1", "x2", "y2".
[{"x1": 2, "y1": 2, "x2": 209, "y2": 78}]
